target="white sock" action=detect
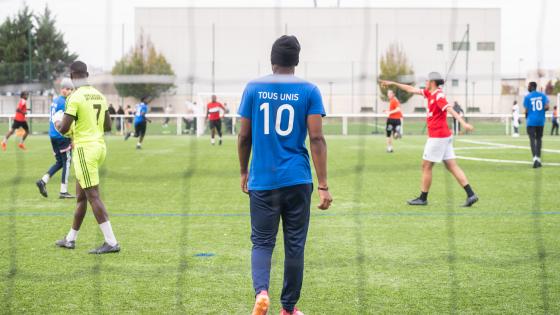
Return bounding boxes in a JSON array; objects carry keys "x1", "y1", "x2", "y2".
[
  {"x1": 533, "y1": 156, "x2": 538, "y2": 162},
  {"x1": 66, "y1": 228, "x2": 79, "y2": 242},
  {"x1": 137, "y1": 142, "x2": 141, "y2": 146},
  {"x1": 41, "y1": 174, "x2": 50, "y2": 184},
  {"x1": 99, "y1": 221, "x2": 118, "y2": 246},
  {"x1": 60, "y1": 183, "x2": 67, "y2": 193},
  {"x1": 211, "y1": 138, "x2": 215, "y2": 144}
]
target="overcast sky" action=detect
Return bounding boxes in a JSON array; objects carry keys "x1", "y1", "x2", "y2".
[{"x1": 0, "y1": 0, "x2": 557, "y2": 75}]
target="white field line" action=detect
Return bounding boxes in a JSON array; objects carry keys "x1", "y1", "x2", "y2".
[
  {"x1": 454, "y1": 146, "x2": 508, "y2": 151},
  {"x1": 457, "y1": 139, "x2": 560, "y2": 154},
  {"x1": 456, "y1": 155, "x2": 560, "y2": 166}
]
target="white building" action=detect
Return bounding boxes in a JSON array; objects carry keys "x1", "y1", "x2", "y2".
[{"x1": 135, "y1": 7, "x2": 501, "y2": 113}]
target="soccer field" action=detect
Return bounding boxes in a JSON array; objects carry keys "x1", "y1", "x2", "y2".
[{"x1": 1, "y1": 134, "x2": 559, "y2": 314}]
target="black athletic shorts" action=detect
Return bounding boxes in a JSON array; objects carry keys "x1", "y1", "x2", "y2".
[
  {"x1": 11, "y1": 120, "x2": 29, "y2": 132},
  {"x1": 209, "y1": 119, "x2": 222, "y2": 132},
  {"x1": 386, "y1": 118, "x2": 401, "y2": 137},
  {"x1": 134, "y1": 121, "x2": 147, "y2": 137}
]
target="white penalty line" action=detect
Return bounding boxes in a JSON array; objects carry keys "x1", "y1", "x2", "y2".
[
  {"x1": 457, "y1": 139, "x2": 560, "y2": 154},
  {"x1": 456, "y1": 155, "x2": 560, "y2": 166}
]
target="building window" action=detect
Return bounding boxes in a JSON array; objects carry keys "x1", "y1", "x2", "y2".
[
  {"x1": 436, "y1": 43, "x2": 443, "y2": 51},
  {"x1": 452, "y1": 79, "x2": 459, "y2": 87},
  {"x1": 477, "y1": 42, "x2": 495, "y2": 51},
  {"x1": 452, "y1": 41, "x2": 470, "y2": 51}
]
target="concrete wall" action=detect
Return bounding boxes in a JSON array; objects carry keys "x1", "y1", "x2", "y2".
[{"x1": 135, "y1": 7, "x2": 502, "y2": 113}]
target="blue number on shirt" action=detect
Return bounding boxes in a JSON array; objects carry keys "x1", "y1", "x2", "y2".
[{"x1": 259, "y1": 102, "x2": 294, "y2": 136}]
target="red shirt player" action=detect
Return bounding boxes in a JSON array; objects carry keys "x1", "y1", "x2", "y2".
[
  {"x1": 2, "y1": 91, "x2": 30, "y2": 151},
  {"x1": 380, "y1": 72, "x2": 478, "y2": 207},
  {"x1": 383, "y1": 89, "x2": 403, "y2": 152},
  {"x1": 206, "y1": 94, "x2": 226, "y2": 145}
]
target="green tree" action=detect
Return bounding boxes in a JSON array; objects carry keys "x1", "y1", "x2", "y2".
[
  {"x1": 112, "y1": 33, "x2": 175, "y2": 100},
  {"x1": 34, "y1": 6, "x2": 77, "y2": 82},
  {"x1": 378, "y1": 43, "x2": 415, "y2": 103},
  {"x1": 0, "y1": 5, "x2": 76, "y2": 86},
  {"x1": 553, "y1": 79, "x2": 560, "y2": 95}
]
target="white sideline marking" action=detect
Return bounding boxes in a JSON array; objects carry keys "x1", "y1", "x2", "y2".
[
  {"x1": 454, "y1": 146, "x2": 507, "y2": 151},
  {"x1": 458, "y1": 139, "x2": 560, "y2": 154},
  {"x1": 456, "y1": 155, "x2": 560, "y2": 166}
]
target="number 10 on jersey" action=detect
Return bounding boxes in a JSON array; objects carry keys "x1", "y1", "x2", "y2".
[{"x1": 260, "y1": 102, "x2": 294, "y2": 136}]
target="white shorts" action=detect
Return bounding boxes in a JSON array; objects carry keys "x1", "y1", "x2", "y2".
[{"x1": 423, "y1": 137, "x2": 456, "y2": 162}]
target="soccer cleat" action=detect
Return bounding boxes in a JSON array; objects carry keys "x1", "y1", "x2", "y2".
[
  {"x1": 36, "y1": 180, "x2": 48, "y2": 198},
  {"x1": 407, "y1": 197, "x2": 428, "y2": 206},
  {"x1": 462, "y1": 194, "x2": 479, "y2": 207},
  {"x1": 136, "y1": 144, "x2": 142, "y2": 150},
  {"x1": 386, "y1": 147, "x2": 393, "y2": 153},
  {"x1": 59, "y1": 192, "x2": 75, "y2": 199},
  {"x1": 89, "y1": 242, "x2": 120, "y2": 254},
  {"x1": 1, "y1": 141, "x2": 6, "y2": 151},
  {"x1": 219, "y1": 139, "x2": 223, "y2": 146},
  {"x1": 533, "y1": 160, "x2": 542, "y2": 168},
  {"x1": 18, "y1": 143, "x2": 26, "y2": 151},
  {"x1": 124, "y1": 132, "x2": 131, "y2": 141},
  {"x1": 280, "y1": 307, "x2": 304, "y2": 315},
  {"x1": 55, "y1": 238, "x2": 75, "y2": 249},
  {"x1": 251, "y1": 290, "x2": 270, "y2": 315}
]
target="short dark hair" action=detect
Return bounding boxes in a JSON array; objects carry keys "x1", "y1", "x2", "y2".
[
  {"x1": 20, "y1": 91, "x2": 28, "y2": 98},
  {"x1": 70, "y1": 61, "x2": 88, "y2": 78},
  {"x1": 528, "y1": 81, "x2": 537, "y2": 92}
]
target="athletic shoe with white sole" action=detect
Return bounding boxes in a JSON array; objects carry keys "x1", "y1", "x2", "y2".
[
  {"x1": 55, "y1": 238, "x2": 75, "y2": 249},
  {"x1": 89, "y1": 242, "x2": 120, "y2": 254},
  {"x1": 462, "y1": 194, "x2": 479, "y2": 207},
  {"x1": 407, "y1": 197, "x2": 428, "y2": 206}
]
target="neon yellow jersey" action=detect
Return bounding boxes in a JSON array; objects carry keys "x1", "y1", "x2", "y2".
[{"x1": 64, "y1": 86, "x2": 108, "y2": 145}]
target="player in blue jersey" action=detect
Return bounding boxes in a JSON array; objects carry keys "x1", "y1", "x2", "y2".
[
  {"x1": 36, "y1": 78, "x2": 75, "y2": 199},
  {"x1": 125, "y1": 96, "x2": 150, "y2": 149},
  {"x1": 523, "y1": 81, "x2": 549, "y2": 168},
  {"x1": 238, "y1": 35, "x2": 333, "y2": 315}
]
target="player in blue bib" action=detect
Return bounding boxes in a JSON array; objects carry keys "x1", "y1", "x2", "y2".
[
  {"x1": 523, "y1": 81, "x2": 550, "y2": 168},
  {"x1": 125, "y1": 97, "x2": 150, "y2": 149},
  {"x1": 36, "y1": 78, "x2": 75, "y2": 199},
  {"x1": 237, "y1": 35, "x2": 333, "y2": 315}
]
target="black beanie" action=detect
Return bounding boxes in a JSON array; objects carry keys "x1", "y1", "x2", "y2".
[{"x1": 270, "y1": 35, "x2": 300, "y2": 67}]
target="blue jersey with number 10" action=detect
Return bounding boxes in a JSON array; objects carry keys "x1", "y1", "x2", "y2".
[
  {"x1": 524, "y1": 91, "x2": 549, "y2": 127},
  {"x1": 238, "y1": 74, "x2": 326, "y2": 191}
]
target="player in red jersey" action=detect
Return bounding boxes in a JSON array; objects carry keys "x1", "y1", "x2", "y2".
[
  {"x1": 380, "y1": 72, "x2": 479, "y2": 207},
  {"x1": 206, "y1": 95, "x2": 226, "y2": 145},
  {"x1": 2, "y1": 92, "x2": 30, "y2": 151},
  {"x1": 383, "y1": 89, "x2": 403, "y2": 152}
]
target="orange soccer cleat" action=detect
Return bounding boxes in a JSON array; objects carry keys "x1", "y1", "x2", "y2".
[
  {"x1": 1, "y1": 141, "x2": 6, "y2": 151},
  {"x1": 251, "y1": 290, "x2": 270, "y2": 315},
  {"x1": 18, "y1": 143, "x2": 26, "y2": 151}
]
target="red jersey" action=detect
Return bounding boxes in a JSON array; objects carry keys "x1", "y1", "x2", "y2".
[
  {"x1": 14, "y1": 98, "x2": 27, "y2": 122},
  {"x1": 207, "y1": 102, "x2": 224, "y2": 121},
  {"x1": 422, "y1": 88, "x2": 451, "y2": 138},
  {"x1": 388, "y1": 98, "x2": 402, "y2": 119}
]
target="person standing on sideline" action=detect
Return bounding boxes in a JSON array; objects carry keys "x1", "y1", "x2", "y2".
[
  {"x1": 383, "y1": 89, "x2": 402, "y2": 152},
  {"x1": 108, "y1": 103, "x2": 116, "y2": 132},
  {"x1": 551, "y1": 106, "x2": 559, "y2": 136},
  {"x1": 238, "y1": 35, "x2": 332, "y2": 315},
  {"x1": 523, "y1": 81, "x2": 549, "y2": 168},
  {"x1": 2, "y1": 91, "x2": 30, "y2": 151},
  {"x1": 452, "y1": 101, "x2": 464, "y2": 135},
  {"x1": 207, "y1": 95, "x2": 226, "y2": 145},
  {"x1": 163, "y1": 104, "x2": 173, "y2": 127},
  {"x1": 54, "y1": 61, "x2": 120, "y2": 254},
  {"x1": 512, "y1": 100, "x2": 521, "y2": 137},
  {"x1": 36, "y1": 78, "x2": 75, "y2": 199},
  {"x1": 116, "y1": 105, "x2": 125, "y2": 134},
  {"x1": 380, "y1": 72, "x2": 478, "y2": 207}
]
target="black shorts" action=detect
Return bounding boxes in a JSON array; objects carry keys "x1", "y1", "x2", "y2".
[
  {"x1": 209, "y1": 119, "x2": 222, "y2": 131},
  {"x1": 11, "y1": 120, "x2": 29, "y2": 132},
  {"x1": 134, "y1": 121, "x2": 147, "y2": 137},
  {"x1": 386, "y1": 119, "x2": 401, "y2": 137}
]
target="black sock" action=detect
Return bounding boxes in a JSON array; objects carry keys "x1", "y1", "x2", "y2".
[
  {"x1": 419, "y1": 191, "x2": 428, "y2": 201},
  {"x1": 464, "y1": 184, "x2": 475, "y2": 197}
]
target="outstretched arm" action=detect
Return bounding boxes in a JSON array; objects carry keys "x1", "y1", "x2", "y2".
[
  {"x1": 379, "y1": 80, "x2": 423, "y2": 95},
  {"x1": 447, "y1": 107, "x2": 473, "y2": 131}
]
